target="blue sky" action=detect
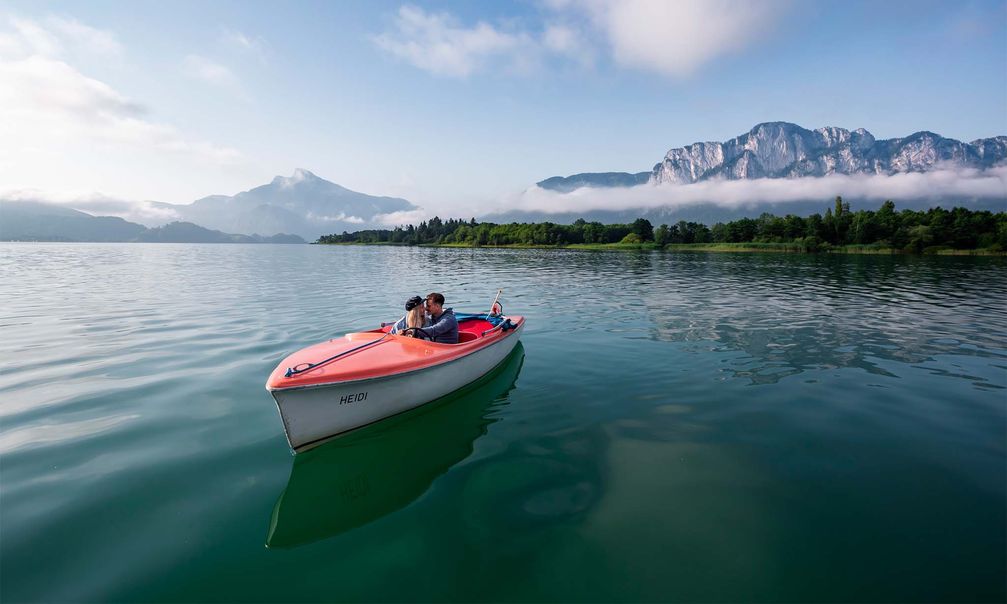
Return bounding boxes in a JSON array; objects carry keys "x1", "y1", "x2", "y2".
[{"x1": 1, "y1": 0, "x2": 1005, "y2": 216}]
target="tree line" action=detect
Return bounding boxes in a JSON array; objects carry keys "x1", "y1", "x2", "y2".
[{"x1": 317, "y1": 198, "x2": 1007, "y2": 252}]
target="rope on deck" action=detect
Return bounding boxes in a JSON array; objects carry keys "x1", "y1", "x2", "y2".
[{"x1": 284, "y1": 332, "x2": 391, "y2": 378}]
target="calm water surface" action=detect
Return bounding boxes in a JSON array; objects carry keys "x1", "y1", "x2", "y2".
[{"x1": 1, "y1": 243, "x2": 1005, "y2": 602}]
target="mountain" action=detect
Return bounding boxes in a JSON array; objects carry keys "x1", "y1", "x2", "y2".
[
  {"x1": 0, "y1": 201, "x2": 305, "y2": 243},
  {"x1": 536, "y1": 122, "x2": 1007, "y2": 190},
  {"x1": 0, "y1": 201, "x2": 147, "y2": 241},
  {"x1": 652, "y1": 123, "x2": 1007, "y2": 184},
  {"x1": 135, "y1": 222, "x2": 306, "y2": 243},
  {"x1": 151, "y1": 169, "x2": 417, "y2": 240},
  {"x1": 536, "y1": 172, "x2": 651, "y2": 193}
]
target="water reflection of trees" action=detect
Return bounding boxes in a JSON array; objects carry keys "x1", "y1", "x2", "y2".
[{"x1": 641, "y1": 254, "x2": 1007, "y2": 385}]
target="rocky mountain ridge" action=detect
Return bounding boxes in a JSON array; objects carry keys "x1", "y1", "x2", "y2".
[{"x1": 538, "y1": 122, "x2": 1007, "y2": 191}]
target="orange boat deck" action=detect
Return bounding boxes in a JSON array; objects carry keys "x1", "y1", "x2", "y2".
[{"x1": 266, "y1": 316, "x2": 524, "y2": 390}]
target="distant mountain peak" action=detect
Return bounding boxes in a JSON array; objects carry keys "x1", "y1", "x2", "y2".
[
  {"x1": 292, "y1": 168, "x2": 318, "y2": 180},
  {"x1": 271, "y1": 168, "x2": 322, "y2": 187},
  {"x1": 749, "y1": 121, "x2": 802, "y2": 132},
  {"x1": 162, "y1": 169, "x2": 417, "y2": 239}
]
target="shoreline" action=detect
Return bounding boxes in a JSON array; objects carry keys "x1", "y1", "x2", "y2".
[{"x1": 315, "y1": 241, "x2": 1006, "y2": 256}]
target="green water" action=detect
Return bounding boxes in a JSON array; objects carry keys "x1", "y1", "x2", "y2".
[{"x1": 1, "y1": 243, "x2": 1005, "y2": 602}]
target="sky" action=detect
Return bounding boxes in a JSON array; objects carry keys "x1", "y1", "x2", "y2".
[{"x1": 1, "y1": 0, "x2": 1005, "y2": 218}]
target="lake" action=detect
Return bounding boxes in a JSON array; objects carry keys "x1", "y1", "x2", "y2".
[{"x1": 1, "y1": 243, "x2": 1004, "y2": 602}]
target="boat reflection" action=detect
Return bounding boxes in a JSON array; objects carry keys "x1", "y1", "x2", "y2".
[{"x1": 266, "y1": 343, "x2": 525, "y2": 548}]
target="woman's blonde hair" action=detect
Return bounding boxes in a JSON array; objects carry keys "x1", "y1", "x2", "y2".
[{"x1": 406, "y1": 305, "x2": 425, "y2": 329}]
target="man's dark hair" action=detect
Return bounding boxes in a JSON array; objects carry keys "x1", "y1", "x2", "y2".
[{"x1": 426, "y1": 292, "x2": 445, "y2": 305}]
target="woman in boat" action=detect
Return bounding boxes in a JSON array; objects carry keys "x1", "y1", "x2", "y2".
[{"x1": 390, "y1": 296, "x2": 430, "y2": 338}]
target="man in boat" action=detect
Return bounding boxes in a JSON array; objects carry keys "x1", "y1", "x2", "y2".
[{"x1": 419, "y1": 292, "x2": 458, "y2": 344}]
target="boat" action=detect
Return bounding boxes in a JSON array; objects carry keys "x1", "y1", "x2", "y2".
[
  {"x1": 265, "y1": 308, "x2": 525, "y2": 452},
  {"x1": 266, "y1": 343, "x2": 525, "y2": 548}
]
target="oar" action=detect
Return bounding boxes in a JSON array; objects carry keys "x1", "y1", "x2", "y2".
[
  {"x1": 488, "y1": 288, "x2": 503, "y2": 316},
  {"x1": 482, "y1": 290, "x2": 516, "y2": 336}
]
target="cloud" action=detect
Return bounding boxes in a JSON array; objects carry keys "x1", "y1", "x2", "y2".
[
  {"x1": 220, "y1": 28, "x2": 268, "y2": 64},
  {"x1": 0, "y1": 54, "x2": 241, "y2": 163},
  {"x1": 374, "y1": 1, "x2": 789, "y2": 78},
  {"x1": 505, "y1": 166, "x2": 1007, "y2": 214},
  {"x1": 6, "y1": 16, "x2": 61, "y2": 56},
  {"x1": 373, "y1": 209, "x2": 430, "y2": 226},
  {"x1": 2, "y1": 54, "x2": 143, "y2": 117},
  {"x1": 373, "y1": 5, "x2": 534, "y2": 77},
  {"x1": 182, "y1": 54, "x2": 239, "y2": 88},
  {"x1": 542, "y1": 23, "x2": 594, "y2": 67},
  {"x1": 0, "y1": 188, "x2": 182, "y2": 225},
  {"x1": 306, "y1": 211, "x2": 365, "y2": 224},
  {"x1": 46, "y1": 15, "x2": 123, "y2": 57},
  {"x1": 566, "y1": 0, "x2": 788, "y2": 78},
  {"x1": 0, "y1": 16, "x2": 243, "y2": 166},
  {"x1": 221, "y1": 29, "x2": 259, "y2": 51},
  {"x1": 0, "y1": 14, "x2": 122, "y2": 59}
]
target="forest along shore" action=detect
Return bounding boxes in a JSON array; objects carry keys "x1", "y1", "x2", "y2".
[{"x1": 317, "y1": 199, "x2": 1007, "y2": 256}]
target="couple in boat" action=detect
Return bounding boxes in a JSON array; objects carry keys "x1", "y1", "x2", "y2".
[{"x1": 390, "y1": 292, "x2": 458, "y2": 344}]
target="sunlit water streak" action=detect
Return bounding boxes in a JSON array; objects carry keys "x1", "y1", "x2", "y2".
[{"x1": 0, "y1": 243, "x2": 1004, "y2": 602}]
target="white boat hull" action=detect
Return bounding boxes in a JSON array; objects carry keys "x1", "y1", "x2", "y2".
[{"x1": 270, "y1": 322, "x2": 524, "y2": 451}]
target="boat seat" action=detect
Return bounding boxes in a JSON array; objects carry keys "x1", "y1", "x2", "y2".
[{"x1": 457, "y1": 331, "x2": 479, "y2": 343}]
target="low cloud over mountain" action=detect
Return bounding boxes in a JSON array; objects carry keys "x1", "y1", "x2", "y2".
[
  {"x1": 0, "y1": 200, "x2": 304, "y2": 243},
  {"x1": 521, "y1": 165, "x2": 1007, "y2": 215},
  {"x1": 2, "y1": 169, "x2": 420, "y2": 240},
  {"x1": 508, "y1": 122, "x2": 1006, "y2": 224}
]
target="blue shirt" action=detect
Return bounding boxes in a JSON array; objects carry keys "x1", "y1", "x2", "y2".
[{"x1": 424, "y1": 308, "x2": 459, "y2": 344}]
